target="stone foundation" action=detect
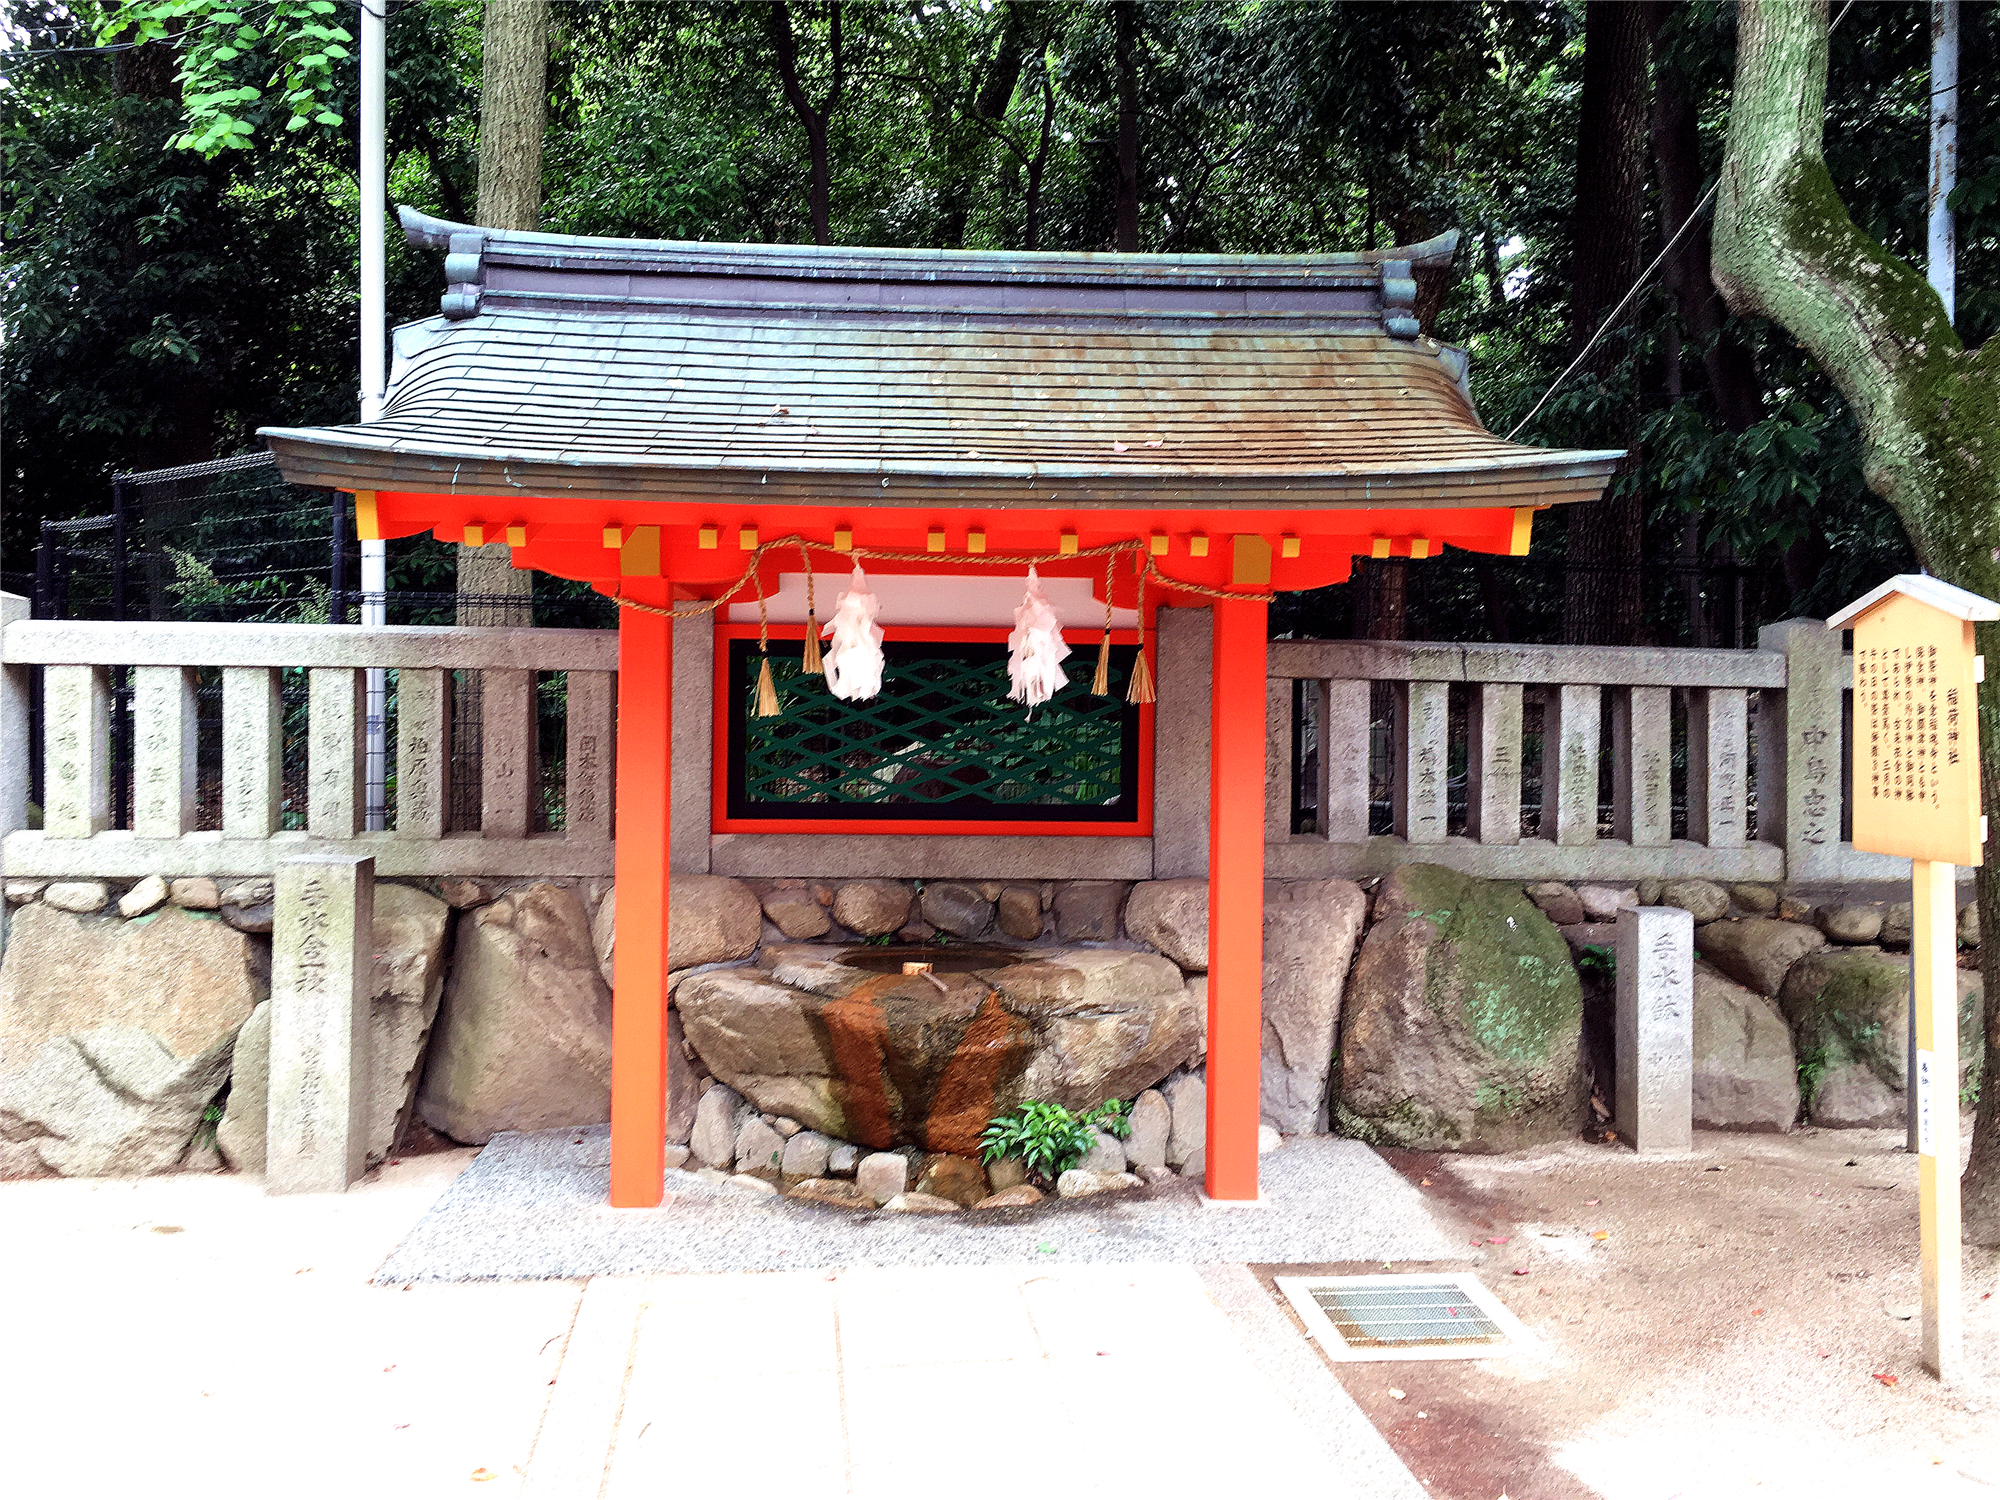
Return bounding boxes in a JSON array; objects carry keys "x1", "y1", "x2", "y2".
[{"x1": 2, "y1": 868, "x2": 1985, "y2": 1181}]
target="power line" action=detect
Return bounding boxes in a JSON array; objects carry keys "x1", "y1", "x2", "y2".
[{"x1": 1505, "y1": 0, "x2": 1860, "y2": 443}]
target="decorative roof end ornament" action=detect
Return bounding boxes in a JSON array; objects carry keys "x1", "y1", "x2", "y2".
[
  {"x1": 1381, "y1": 258, "x2": 1420, "y2": 340},
  {"x1": 1007, "y1": 566, "x2": 1071, "y2": 712},
  {"x1": 441, "y1": 231, "x2": 485, "y2": 321}
]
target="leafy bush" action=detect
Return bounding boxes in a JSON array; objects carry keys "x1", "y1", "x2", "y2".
[{"x1": 979, "y1": 1098, "x2": 1131, "y2": 1183}]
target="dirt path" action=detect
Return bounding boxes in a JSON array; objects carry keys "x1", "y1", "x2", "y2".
[{"x1": 1255, "y1": 1127, "x2": 1999, "y2": 1500}]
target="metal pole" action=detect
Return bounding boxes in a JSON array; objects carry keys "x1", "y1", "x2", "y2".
[
  {"x1": 1911, "y1": 0, "x2": 1959, "y2": 1151},
  {"x1": 1928, "y1": 0, "x2": 1959, "y2": 328},
  {"x1": 110, "y1": 479, "x2": 128, "y2": 623},
  {"x1": 359, "y1": 0, "x2": 389, "y2": 829}
]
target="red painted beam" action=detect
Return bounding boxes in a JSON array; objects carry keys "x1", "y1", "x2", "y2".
[
  {"x1": 608, "y1": 601, "x2": 673, "y2": 1206},
  {"x1": 1206, "y1": 592, "x2": 1268, "y2": 1201}
]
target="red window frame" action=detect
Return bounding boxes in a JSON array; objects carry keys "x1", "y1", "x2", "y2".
[{"x1": 711, "y1": 622, "x2": 1154, "y2": 837}]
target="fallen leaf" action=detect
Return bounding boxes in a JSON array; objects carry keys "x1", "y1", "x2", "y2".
[
  {"x1": 471, "y1": 1468, "x2": 496, "y2": 1482},
  {"x1": 1419, "y1": 1177, "x2": 1431, "y2": 1186},
  {"x1": 1145, "y1": 438, "x2": 1163, "y2": 447},
  {"x1": 1751, "y1": 1309, "x2": 1763, "y2": 1317},
  {"x1": 1111, "y1": 441, "x2": 1130, "y2": 453},
  {"x1": 1818, "y1": 1349, "x2": 1832, "y2": 1358},
  {"x1": 1487, "y1": 1236, "x2": 1510, "y2": 1244},
  {"x1": 1037, "y1": 1242, "x2": 1056, "y2": 1254},
  {"x1": 1591, "y1": 1231, "x2": 1610, "y2": 1241},
  {"x1": 1513, "y1": 1268, "x2": 1530, "y2": 1276},
  {"x1": 1388, "y1": 1388, "x2": 1407, "y2": 1400},
  {"x1": 965, "y1": 449, "x2": 981, "y2": 458},
  {"x1": 1585, "y1": 1198, "x2": 1600, "y2": 1206},
  {"x1": 1872, "y1": 1371, "x2": 1899, "y2": 1387},
  {"x1": 772, "y1": 404, "x2": 790, "y2": 415}
]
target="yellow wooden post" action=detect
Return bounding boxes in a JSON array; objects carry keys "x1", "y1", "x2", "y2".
[
  {"x1": 1829, "y1": 573, "x2": 1997, "y2": 1386},
  {"x1": 1910, "y1": 857, "x2": 1961, "y2": 1379}
]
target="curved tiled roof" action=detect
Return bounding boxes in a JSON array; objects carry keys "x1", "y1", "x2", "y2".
[{"x1": 262, "y1": 210, "x2": 1619, "y2": 511}]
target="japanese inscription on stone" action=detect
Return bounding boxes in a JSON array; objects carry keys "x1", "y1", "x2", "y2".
[{"x1": 1850, "y1": 592, "x2": 1983, "y2": 866}]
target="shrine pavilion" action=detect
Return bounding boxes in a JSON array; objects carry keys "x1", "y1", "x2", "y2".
[{"x1": 263, "y1": 207, "x2": 1619, "y2": 1207}]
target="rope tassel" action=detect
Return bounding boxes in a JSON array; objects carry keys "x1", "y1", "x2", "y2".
[
  {"x1": 802, "y1": 614, "x2": 823, "y2": 673},
  {"x1": 755, "y1": 655, "x2": 781, "y2": 717},
  {"x1": 1126, "y1": 645, "x2": 1156, "y2": 704}
]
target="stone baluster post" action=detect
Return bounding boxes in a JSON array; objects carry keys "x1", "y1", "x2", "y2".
[{"x1": 1756, "y1": 619, "x2": 1843, "y2": 879}]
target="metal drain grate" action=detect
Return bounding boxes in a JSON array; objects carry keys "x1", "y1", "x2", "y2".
[{"x1": 1275, "y1": 1274, "x2": 1534, "y2": 1362}]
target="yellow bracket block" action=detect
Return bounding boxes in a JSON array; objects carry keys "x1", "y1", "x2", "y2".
[
  {"x1": 927, "y1": 528, "x2": 946, "y2": 553},
  {"x1": 1370, "y1": 536, "x2": 1392, "y2": 560},
  {"x1": 1280, "y1": 535, "x2": 1301, "y2": 559},
  {"x1": 1189, "y1": 534, "x2": 1209, "y2": 558},
  {"x1": 1231, "y1": 535, "x2": 1272, "y2": 587},
  {"x1": 1409, "y1": 538, "x2": 1433, "y2": 560},
  {"x1": 620, "y1": 526, "x2": 661, "y2": 577},
  {"x1": 1510, "y1": 508, "x2": 1535, "y2": 556},
  {"x1": 1150, "y1": 532, "x2": 1169, "y2": 556},
  {"x1": 1058, "y1": 531, "x2": 1079, "y2": 555},
  {"x1": 505, "y1": 524, "x2": 528, "y2": 548},
  {"x1": 463, "y1": 523, "x2": 486, "y2": 547},
  {"x1": 967, "y1": 529, "x2": 987, "y2": 554},
  {"x1": 739, "y1": 525, "x2": 758, "y2": 549},
  {"x1": 354, "y1": 491, "x2": 381, "y2": 542},
  {"x1": 603, "y1": 525, "x2": 625, "y2": 550},
  {"x1": 697, "y1": 525, "x2": 718, "y2": 550},
  {"x1": 833, "y1": 527, "x2": 853, "y2": 551}
]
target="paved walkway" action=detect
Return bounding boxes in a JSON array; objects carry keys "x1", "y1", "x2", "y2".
[{"x1": 2, "y1": 1152, "x2": 1425, "y2": 1500}]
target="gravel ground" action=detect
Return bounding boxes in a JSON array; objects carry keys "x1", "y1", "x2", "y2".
[
  {"x1": 372, "y1": 1126, "x2": 1460, "y2": 1282},
  {"x1": 1256, "y1": 1124, "x2": 2000, "y2": 1500}
]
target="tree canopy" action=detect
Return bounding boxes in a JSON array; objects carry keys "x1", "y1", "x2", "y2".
[{"x1": 6, "y1": 1, "x2": 1995, "y2": 643}]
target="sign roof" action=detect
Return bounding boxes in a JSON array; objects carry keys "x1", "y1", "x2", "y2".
[{"x1": 1827, "y1": 574, "x2": 2000, "y2": 630}]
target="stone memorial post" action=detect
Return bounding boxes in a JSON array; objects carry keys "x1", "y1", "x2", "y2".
[
  {"x1": 1613, "y1": 905, "x2": 1693, "y2": 1153},
  {"x1": 267, "y1": 855, "x2": 374, "y2": 1194}
]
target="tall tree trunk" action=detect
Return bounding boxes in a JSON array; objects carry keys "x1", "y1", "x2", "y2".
[
  {"x1": 1112, "y1": 0, "x2": 1140, "y2": 251},
  {"x1": 938, "y1": 2, "x2": 1028, "y2": 248},
  {"x1": 1713, "y1": 0, "x2": 2000, "y2": 1244},
  {"x1": 476, "y1": 0, "x2": 549, "y2": 233},
  {"x1": 1648, "y1": 3, "x2": 1762, "y2": 433},
  {"x1": 1559, "y1": 0, "x2": 1651, "y2": 647},
  {"x1": 464, "y1": 0, "x2": 548, "y2": 632},
  {"x1": 768, "y1": 1, "x2": 845, "y2": 246}
]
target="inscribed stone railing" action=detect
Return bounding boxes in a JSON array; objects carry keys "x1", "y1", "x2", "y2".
[
  {"x1": 1, "y1": 598, "x2": 615, "y2": 880},
  {"x1": 1263, "y1": 619, "x2": 1907, "y2": 885}
]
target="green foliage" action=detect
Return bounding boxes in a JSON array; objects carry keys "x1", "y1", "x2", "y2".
[
  {"x1": 1796, "y1": 1043, "x2": 1832, "y2": 1114},
  {"x1": 980, "y1": 1097, "x2": 1131, "y2": 1182},
  {"x1": 97, "y1": 0, "x2": 354, "y2": 154},
  {"x1": 1576, "y1": 944, "x2": 1616, "y2": 980}
]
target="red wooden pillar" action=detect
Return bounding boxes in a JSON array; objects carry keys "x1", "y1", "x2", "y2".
[
  {"x1": 609, "y1": 600, "x2": 672, "y2": 1206},
  {"x1": 1206, "y1": 591, "x2": 1268, "y2": 1200}
]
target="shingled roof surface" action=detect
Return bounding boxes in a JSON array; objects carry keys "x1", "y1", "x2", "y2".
[{"x1": 261, "y1": 209, "x2": 1620, "y2": 511}]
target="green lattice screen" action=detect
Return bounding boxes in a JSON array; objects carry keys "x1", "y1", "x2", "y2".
[{"x1": 724, "y1": 639, "x2": 1141, "y2": 822}]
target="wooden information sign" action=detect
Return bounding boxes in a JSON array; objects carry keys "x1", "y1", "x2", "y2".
[
  {"x1": 1830, "y1": 573, "x2": 1997, "y2": 1387},
  {"x1": 1847, "y1": 588, "x2": 1985, "y2": 865}
]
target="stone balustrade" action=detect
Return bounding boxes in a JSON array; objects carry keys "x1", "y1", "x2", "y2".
[
  {"x1": 1259, "y1": 618, "x2": 1907, "y2": 885},
  {"x1": 1, "y1": 599, "x2": 615, "y2": 879},
  {"x1": 0, "y1": 593, "x2": 1908, "y2": 885}
]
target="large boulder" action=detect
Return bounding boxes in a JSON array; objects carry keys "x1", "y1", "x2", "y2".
[
  {"x1": 1694, "y1": 918, "x2": 1826, "y2": 998},
  {"x1": 1260, "y1": 879, "x2": 1368, "y2": 1133},
  {"x1": 417, "y1": 884, "x2": 613, "y2": 1143},
  {"x1": 676, "y1": 944, "x2": 1201, "y2": 1155},
  {"x1": 0, "y1": 1028, "x2": 233, "y2": 1177},
  {"x1": 0, "y1": 903, "x2": 265, "y2": 1072},
  {"x1": 216, "y1": 884, "x2": 452, "y2": 1172},
  {"x1": 1336, "y1": 864, "x2": 1585, "y2": 1152},
  {"x1": 590, "y1": 876, "x2": 763, "y2": 987},
  {"x1": 1124, "y1": 879, "x2": 1209, "y2": 970},
  {"x1": 1778, "y1": 947, "x2": 1983, "y2": 1128},
  {"x1": 1691, "y1": 962, "x2": 1800, "y2": 1131}
]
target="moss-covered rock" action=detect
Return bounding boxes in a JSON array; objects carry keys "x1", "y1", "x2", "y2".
[
  {"x1": 1777, "y1": 947, "x2": 1983, "y2": 1127},
  {"x1": 1336, "y1": 864, "x2": 1585, "y2": 1152}
]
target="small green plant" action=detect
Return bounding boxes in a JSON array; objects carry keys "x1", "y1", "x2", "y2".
[
  {"x1": 1796, "y1": 1043, "x2": 1832, "y2": 1113},
  {"x1": 979, "y1": 1098, "x2": 1131, "y2": 1182},
  {"x1": 1576, "y1": 944, "x2": 1616, "y2": 979}
]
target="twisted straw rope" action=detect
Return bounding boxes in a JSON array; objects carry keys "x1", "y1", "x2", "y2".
[{"x1": 604, "y1": 534, "x2": 1265, "y2": 624}]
